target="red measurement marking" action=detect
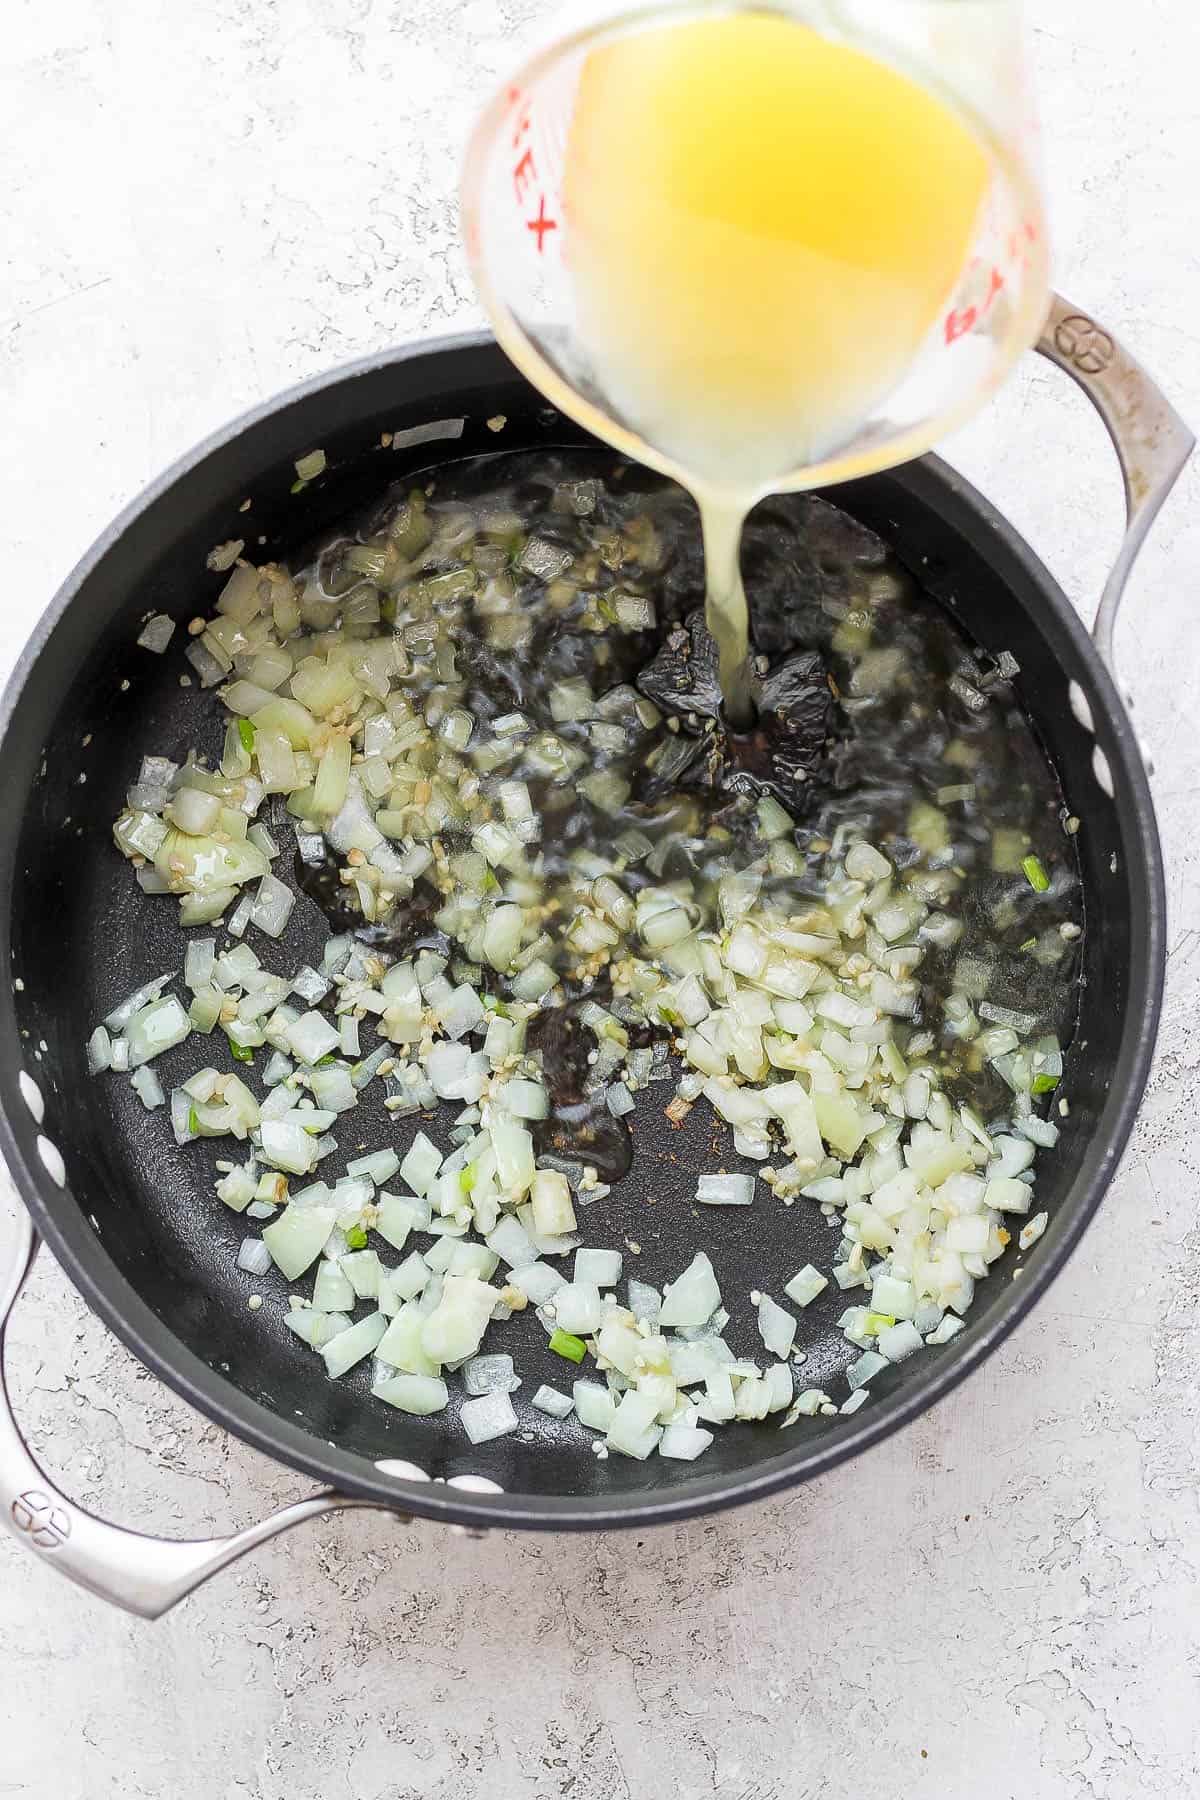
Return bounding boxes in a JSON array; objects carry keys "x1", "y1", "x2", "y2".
[
  {"x1": 511, "y1": 97, "x2": 532, "y2": 149},
  {"x1": 944, "y1": 263, "x2": 1006, "y2": 345},
  {"x1": 513, "y1": 147, "x2": 536, "y2": 204},
  {"x1": 945, "y1": 304, "x2": 976, "y2": 345},
  {"x1": 943, "y1": 210, "x2": 1041, "y2": 345},
  {"x1": 527, "y1": 195, "x2": 558, "y2": 252}
]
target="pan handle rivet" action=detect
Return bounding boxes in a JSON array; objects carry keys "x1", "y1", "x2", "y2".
[
  {"x1": 373, "y1": 1458, "x2": 431, "y2": 1482},
  {"x1": 35, "y1": 1136, "x2": 66, "y2": 1189},
  {"x1": 1068, "y1": 680, "x2": 1094, "y2": 734},
  {"x1": 17, "y1": 1073, "x2": 43, "y2": 1125},
  {"x1": 446, "y1": 1474, "x2": 504, "y2": 1495}
]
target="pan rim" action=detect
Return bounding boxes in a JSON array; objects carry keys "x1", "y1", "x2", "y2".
[{"x1": 0, "y1": 333, "x2": 1166, "y2": 1531}]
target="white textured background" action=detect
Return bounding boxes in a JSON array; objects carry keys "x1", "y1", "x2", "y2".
[{"x1": 2, "y1": 4, "x2": 1200, "y2": 1796}]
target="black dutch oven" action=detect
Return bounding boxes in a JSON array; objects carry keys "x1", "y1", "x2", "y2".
[{"x1": 0, "y1": 295, "x2": 1190, "y2": 1614}]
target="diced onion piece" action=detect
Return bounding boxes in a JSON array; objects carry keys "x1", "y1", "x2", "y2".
[
  {"x1": 439, "y1": 983, "x2": 483, "y2": 1041},
  {"x1": 285, "y1": 1309, "x2": 347, "y2": 1350},
  {"x1": 659, "y1": 1253, "x2": 721, "y2": 1330},
  {"x1": 1016, "y1": 1114, "x2": 1059, "y2": 1149},
  {"x1": 131, "y1": 1065, "x2": 165, "y2": 1110},
  {"x1": 259, "y1": 1119, "x2": 320, "y2": 1176},
  {"x1": 137, "y1": 613, "x2": 176, "y2": 653},
  {"x1": 311, "y1": 1065, "x2": 357, "y2": 1113},
  {"x1": 312, "y1": 738, "x2": 352, "y2": 817},
  {"x1": 765, "y1": 1363, "x2": 793, "y2": 1413},
  {"x1": 870, "y1": 1272, "x2": 917, "y2": 1320},
  {"x1": 572, "y1": 1381, "x2": 617, "y2": 1432},
  {"x1": 946, "y1": 1214, "x2": 990, "y2": 1254},
  {"x1": 606, "y1": 1389, "x2": 663, "y2": 1459},
  {"x1": 985, "y1": 1176, "x2": 1033, "y2": 1215},
  {"x1": 250, "y1": 874, "x2": 295, "y2": 939},
  {"x1": 511, "y1": 959, "x2": 557, "y2": 1002},
  {"x1": 573, "y1": 1248, "x2": 622, "y2": 1288},
  {"x1": 341, "y1": 1249, "x2": 380, "y2": 1299},
  {"x1": 183, "y1": 937, "x2": 216, "y2": 993},
  {"x1": 667, "y1": 1339, "x2": 726, "y2": 1386},
  {"x1": 699, "y1": 1371, "x2": 736, "y2": 1423},
  {"x1": 485, "y1": 1214, "x2": 538, "y2": 1270},
  {"x1": 460, "y1": 1391, "x2": 518, "y2": 1444},
  {"x1": 529, "y1": 1166, "x2": 573, "y2": 1232},
  {"x1": 846, "y1": 842, "x2": 891, "y2": 882},
  {"x1": 169, "y1": 787, "x2": 222, "y2": 836},
  {"x1": 552, "y1": 1283, "x2": 603, "y2": 1335},
  {"x1": 627, "y1": 1279, "x2": 662, "y2": 1325},
  {"x1": 294, "y1": 448, "x2": 326, "y2": 482},
  {"x1": 482, "y1": 904, "x2": 524, "y2": 972},
  {"x1": 594, "y1": 1316, "x2": 657, "y2": 1378},
  {"x1": 263, "y1": 1204, "x2": 335, "y2": 1279},
  {"x1": 641, "y1": 905, "x2": 693, "y2": 950},
  {"x1": 757, "y1": 1294, "x2": 797, "y2": 1359},
  {"x1": 989, "y1": 1135, "x2": 1036, "y2": 1180},
  {"x1": 398, "y1": 1133, "x2": 443, "y2": 1197},
  {"x1": 214, "y1": 1166, "x2": 255, "y2": 1209},
  {"x1": 500, "y1": 1078, "x2": 549, "y2": 1121},
  {"x1": 104, "y1": 975, "x2": 171, "y2": 1032},
  {"x1": 391, "y1": 1251, "x2": 432, "y2": 1301},
  {"x1": 756, "y1": 796, "x2": 794, "y2": 841},
  {"x1": 322, "y1": 1311, "x2": 388, "y2": 1379},
  {"x1": 376, "y1": 1306, "x2": 439, "y2": 1376},
  {"x1": 696, "y1": 1172, "x2": 754, "y2": 1206},
  {"x1": 227, "y1": 891, "x2": 255, "y2": 938},
  {"x1": 548, "y1": 677, "x2": 592, "y2": 722},
  {"x1": 346, "y1": 1148, "x2": 400, "y2": 1186},
  {"x1": 420, "y1": 1276, "x2": 497, "y2": 1364},
  {"x1": 784, "y1": 1265, "x2": 828, "y2": 1308},
  {"x1": 847, "y1": 1349, "x2": 888, "y2": 1391},
  {"x1": 794, "y1": 1388, "x2": 832, "y2": 1417},
  {"x1": 313, "y1": 1262, "x2": 355, "y2": 1312},
  {"x1": 878, "y1": 1320, "x2": 923, "y2": 1362},
  {"x1": 374, "y1": 1372, "x2": 448, "y2": 1414},
  {"x1": 532, "y1": 1384, "x2": 573, "y2": 1419},
  {"x1": 508, "y1": 1262, "x2": 565, "y2": 1305},
  {"x1": 236, "y1": 1237, "x2": 273, "y2": 1276},
  {"x1": 125, "y1": 995, "x2": 190, "y2": 1067},
  {"x1": 463, "y1": 1353, "x2": 519, "y2": 1396},
  {"x1": 286, "y1": 1010, "x2": 341, "y2": 1065}
]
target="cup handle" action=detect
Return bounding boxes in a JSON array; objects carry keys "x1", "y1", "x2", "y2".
[
  {"x1": 1035, "y1": 293, "x2": 1194, "y2": 688},
  {"x1": 0, "y1": 1211, "x2": 395, "y2": 1618}
]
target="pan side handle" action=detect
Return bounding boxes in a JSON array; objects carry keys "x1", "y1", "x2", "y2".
[
  {"x1": 0, "y1": 1213, "x2": 390, "y2": 1618},
  {"x1": 1035, "y1": 294, "x2": 1193, "y2": 691}
]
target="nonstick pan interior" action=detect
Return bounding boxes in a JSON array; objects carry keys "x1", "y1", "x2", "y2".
[{"x1": 0, "y1": 340, "x2": 1162, "y2": 1517}]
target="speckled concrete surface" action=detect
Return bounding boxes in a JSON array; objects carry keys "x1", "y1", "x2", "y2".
[{"x1": 2, "y1": 3, "x2": 1199, "y2": 1796}]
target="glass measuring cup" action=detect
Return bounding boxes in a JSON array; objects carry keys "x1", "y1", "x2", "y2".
[{"x1": 461, "y1": 0, "x2": 1050, "y2": 501}]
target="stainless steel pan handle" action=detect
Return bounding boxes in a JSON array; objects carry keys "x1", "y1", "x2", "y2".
[
  {"x1": 0, "y1": 1211, "x2": 395, "y2": 1617},
  {"x1": 1035, "y1": 293, "x2": 1194, "y2": 687},
  {"x1": 0, "y1": 295, "x2": 1188, "y2": 1620}
]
